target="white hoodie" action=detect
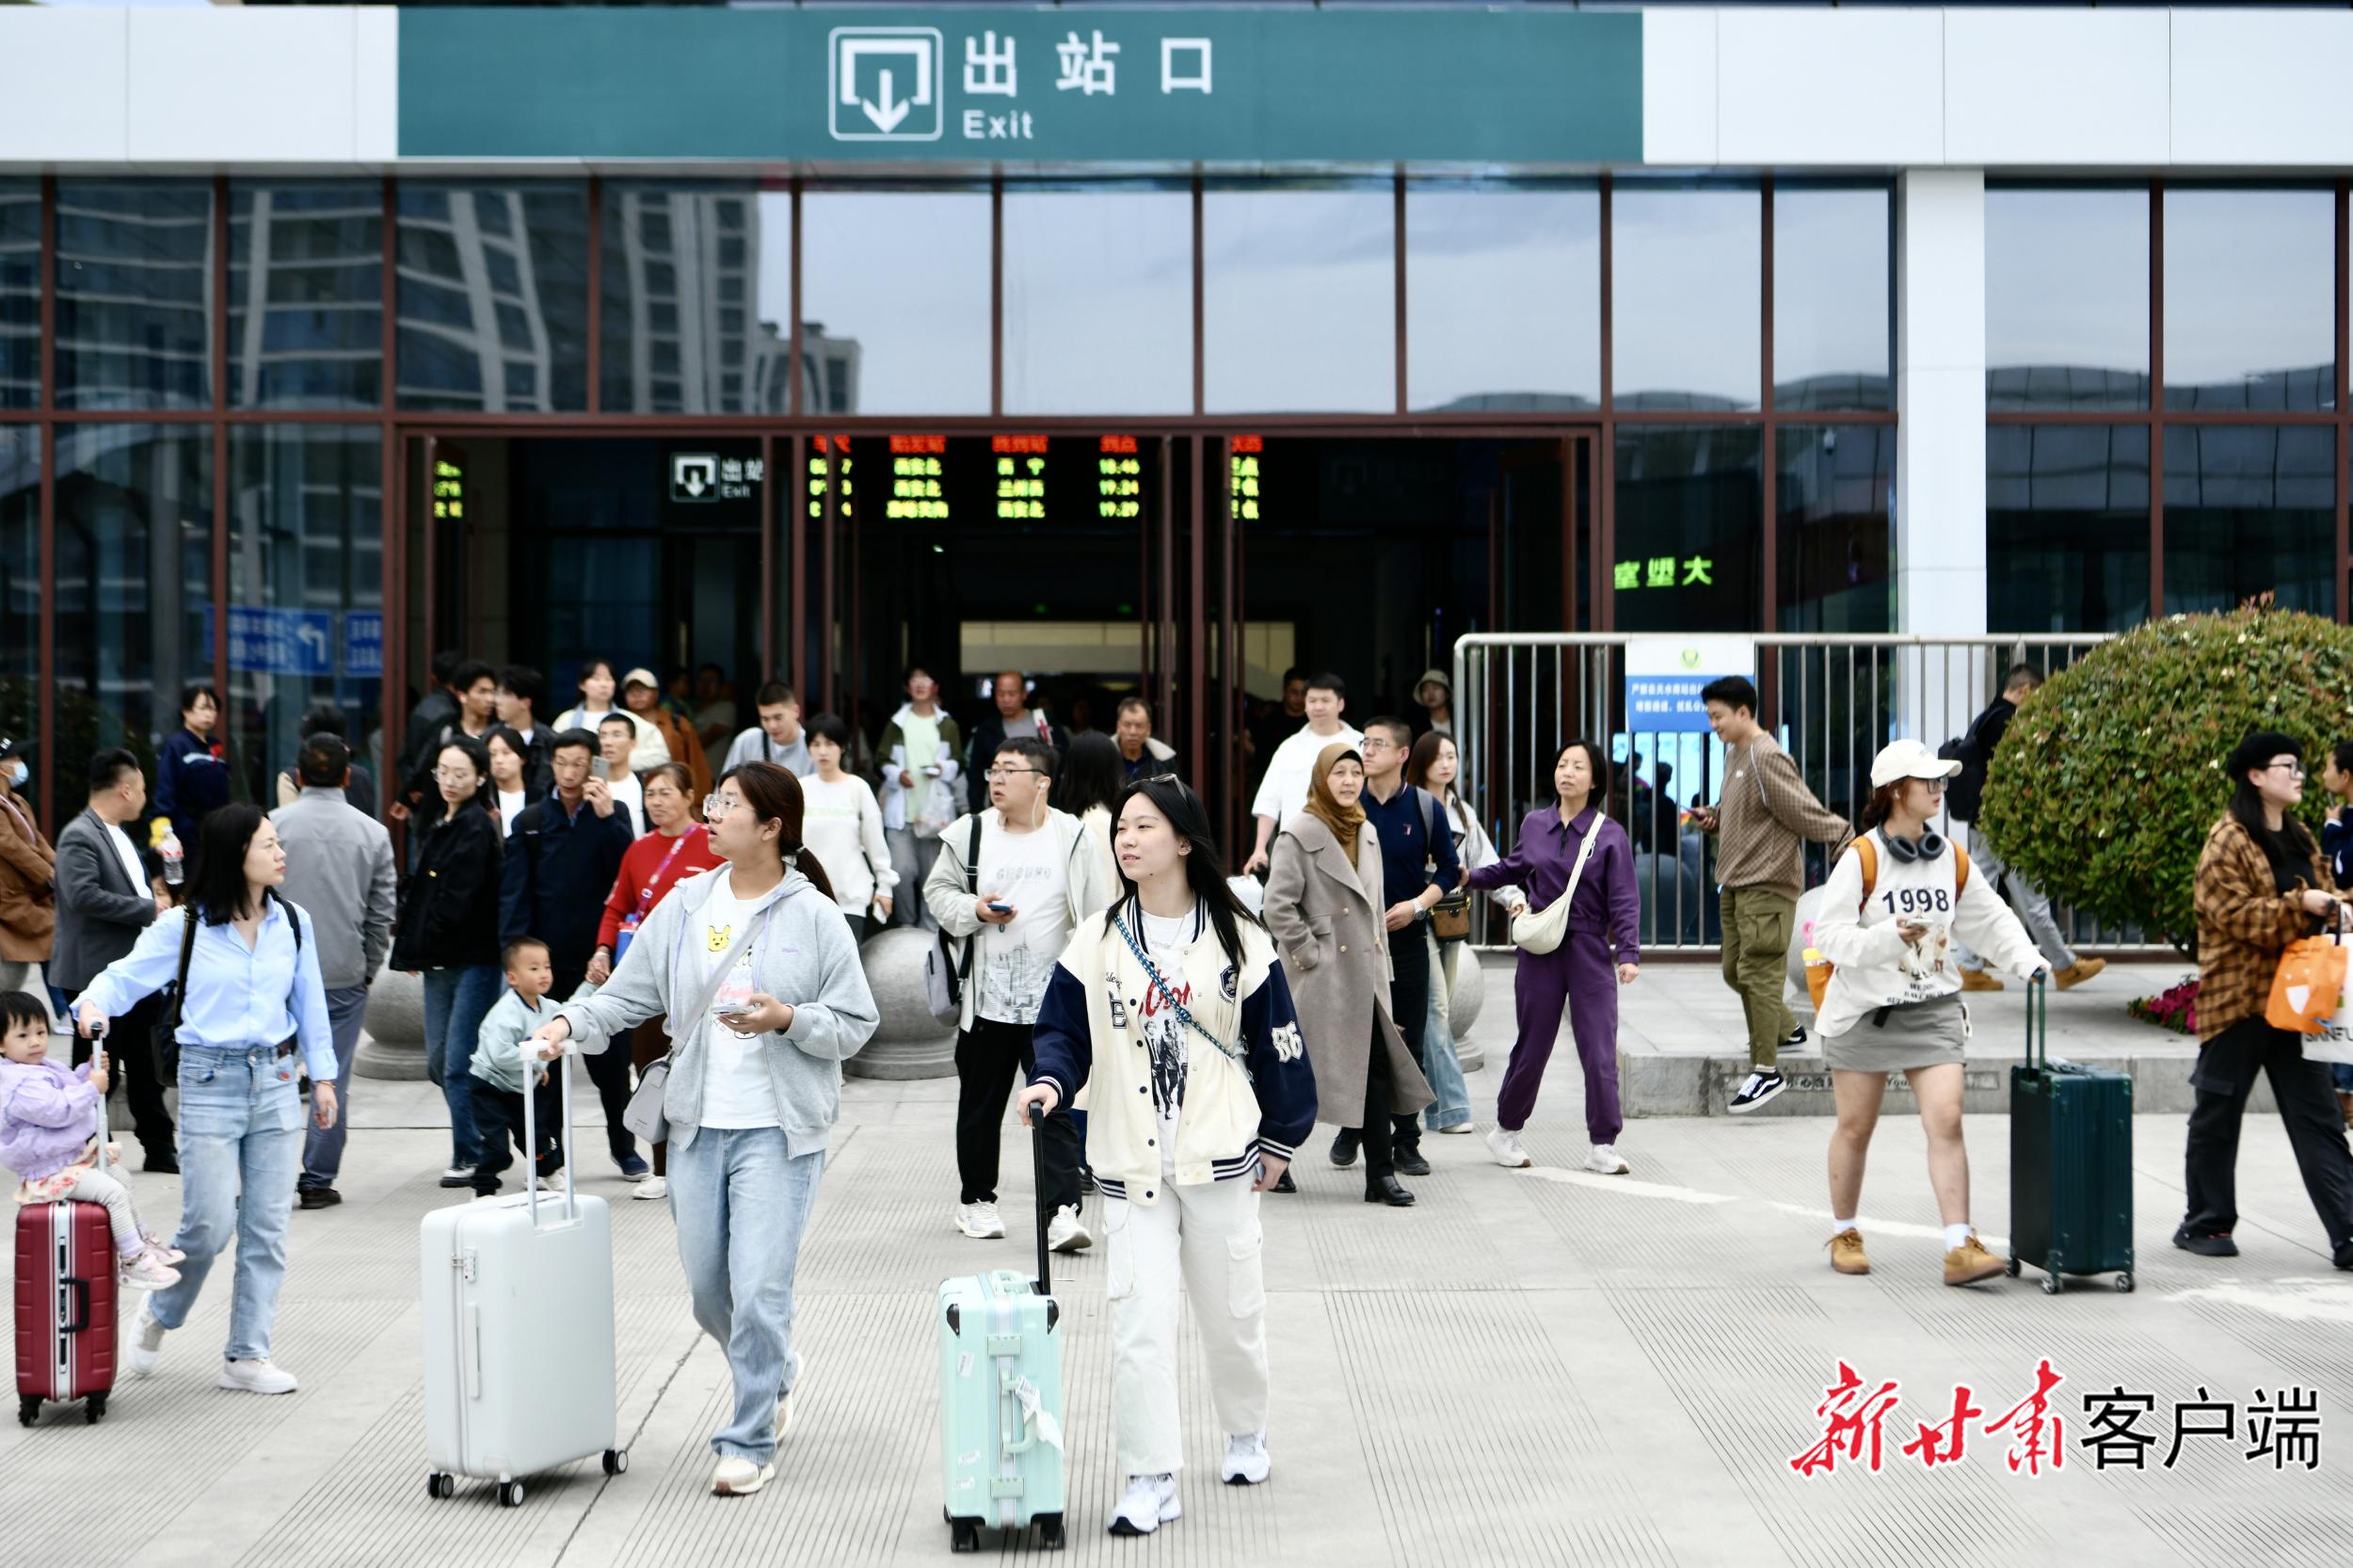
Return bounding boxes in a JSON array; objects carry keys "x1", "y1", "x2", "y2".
[{"x1": 1808, "y1": 830, "x2": 2046, "y2": 1040}]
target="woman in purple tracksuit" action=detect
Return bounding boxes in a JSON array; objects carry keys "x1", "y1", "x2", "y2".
[{"x1": 1465, "y1": 740, "x2": 1641, "y2": 1176}]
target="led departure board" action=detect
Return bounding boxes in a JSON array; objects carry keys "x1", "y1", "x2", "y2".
[
  {"x1": 888, "y1": 434, "x2": 949, "y2": 521},
  {"x1": 1229, "y1": 435, "x2": 1263, "y2": 523},
  {"x1": 805, "y1": 436, "x2": 854, "y2": 521},
  {"x1": 1098, "y1": 435, "x2": 1143, "y2": 521},
  {"x1": 995, "y1": 435, "x2": 1048, "y2": 521}
]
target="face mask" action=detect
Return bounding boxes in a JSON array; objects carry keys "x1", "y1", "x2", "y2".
[{"x1": 4, "y1": 761, "x2": 24, "y2": 789}]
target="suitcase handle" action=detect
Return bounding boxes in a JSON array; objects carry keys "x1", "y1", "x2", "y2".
[
  {"x1": 60, "y1": 1277, "x2": 89, "y2": 1336},
  {"x1": 521, "y1": 1041, "x2": 579, "y2": 1229},
  {"x1": 1030, "y1": 1114, "x2": 1050, "y2": 1301},
  {"x1": 2025, "y1": 969, "x2": 2048, "y2": 1072}
]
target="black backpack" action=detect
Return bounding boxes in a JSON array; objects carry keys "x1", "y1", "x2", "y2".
[{"x1": 1939, "y1": 707, "x2": 1997, "y2": 822}]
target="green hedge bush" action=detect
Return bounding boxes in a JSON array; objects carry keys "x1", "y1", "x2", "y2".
[{"x1": 1975, "y1": 608, "x2": 2353, "y2": 956}]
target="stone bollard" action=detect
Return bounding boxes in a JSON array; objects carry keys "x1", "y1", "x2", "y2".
[
  {"x1": 846, "y1": 925, "x2": 957, "y2": 1080},
  {"x1": 354, "y1": 967, "x2": 428, "y2": 1080},
  {"x1": 1451, "y1": 950, "x2": 1489, "y2": 1073}
]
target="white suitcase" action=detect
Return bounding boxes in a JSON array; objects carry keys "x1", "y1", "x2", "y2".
[{"x1": 420, "y1": 1048, "x2": 626, "y2": 1507}]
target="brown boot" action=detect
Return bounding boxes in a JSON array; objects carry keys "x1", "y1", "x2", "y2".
[
  {"x1": 1960, "y1": 968, "x2": 2004, "y2": 993},
  {"x1": 1825, "y1": 1227, "x2": 1871, "y2": 1275},
  {"x1": 1944, "y1": 1232, "x2": 2008, "y2": 1288},
  {"x1": 2055, "y1": 957, "x2": 2107, "y2": 991}
]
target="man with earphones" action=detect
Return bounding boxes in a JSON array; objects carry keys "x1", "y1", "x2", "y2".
[{"x1": 1691, "y1": 675, "x2": 1853, "y2": 1113}]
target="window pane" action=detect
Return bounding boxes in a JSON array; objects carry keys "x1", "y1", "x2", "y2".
[
  {"x1": 800, "y1": 189, "x2": 990, "y2": 417},
  {"x1": 2162, "y1": 424, "x2": 2334, "y2": 616},
  {"x1": 230, "y1": 182, "x2": 383, "y2": 410},
  {"x1": 395, "y1": 184, "x2": 588, "y2": 412},
  {"x1": 56, "y1": 182, "x2": 214, "y2": 410},
  {"x1": 1204, "y1": 186, "x2": 1393, "y2": 414},
  {"x1": 0, "y1": 183, "x2": 37, "y2": 410},
  {"x1": 1777, "y1": 424, "x2": 1893, "y2": 632},
  {"x1": 227, "y1": 426, "x2": 382, "y2": 808},
  {"x1": 2165, "y1": 189, "x2": 2334, "y2": 412},
  {"x1": 1003, "y1": 185, "x2": 1192, "y2": 416},
  {"x1": 1773, "y1": 187, "x2": 1891, "y2": 411},
  {"x1": 54, "y1": 425, "x2": 213, "y2": 808},
  {"x1": 1986, "y1": 188, "x2": 2150, "y2": 411},
  {"x1": 601, "y1": 185, "x2": 792, "y2": 415},
  {"x1": 0, "y1": 428, "x2": 35, "y2": 752},
  {"x1": 1987, "y1": 424, "x2": 2150, "y2": 631},
  {"x1": 1612, "y1": 186, "x2": 1759, "y2": 411},
  {"x1": 1406, "y1": 184, "x2": 1598, "y2": 413},
  {"x1": 1611, "y1": 425, "x2": 1762, "y2": 631}
]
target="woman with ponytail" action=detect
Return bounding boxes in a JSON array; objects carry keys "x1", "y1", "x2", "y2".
[{"x1": 527, "y1": 760, "x2": 880, "y2": 1498}]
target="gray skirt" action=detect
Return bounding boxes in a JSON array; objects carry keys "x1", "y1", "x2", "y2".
[{"x1": 1822, "y1": 992, "x2": 1968, "y2": 1073}]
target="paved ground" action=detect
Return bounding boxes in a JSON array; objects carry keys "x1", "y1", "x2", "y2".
[{"x1": 7, "y1": 957, "x2": 2352, "y2": 1567}]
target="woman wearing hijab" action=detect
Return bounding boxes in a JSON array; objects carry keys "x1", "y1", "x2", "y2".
[{"x1": 1262, "y1": 744, "x2": 1433, "y2": 1207}]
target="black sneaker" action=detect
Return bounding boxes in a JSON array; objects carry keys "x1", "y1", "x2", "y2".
[
  {"x1": 1727, "y1": 1070, "x2": 1786, "y2": 1114},
  {"x1": 1391, "y1": 1147, "x2": 1432, "y2": 1177},
  {"x1": 616, "y1": 1153, "x2": 651, "y2": 1180},
  {"x1": 2173, "y1": 1225, "x2": 2239, "y2": 1257},
  {"x1": 1329, "y1": 1129, "x2": 1360, "y2": 1168},
  {"x1": 1785, "y1": 1026, "x2": 1809, "y2": 1051},
  {"x1": 2335, "y1": 1240, "x2": 2353, "y2": 1271},
  {"x1": 143, "y1": 1153, "x2": 180, "y2": 1176},
  {"x1": 1273, "y1": 1170, "x2": 1297, "y2": 1193},
  {"x1": 296, "y1": 1187, "x2": 342, "y2": 1210}
]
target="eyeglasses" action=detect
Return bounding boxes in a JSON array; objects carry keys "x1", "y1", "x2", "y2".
[
  {"x1": 703, "y1": 793, "x2": 744, "y2": 822},
  {"x1": 2267, "y1": 761, "x2": 2310, "y2": 778},
  {"x1": 433, "y1": 766, "x2": 476, "y2": 782},
  {"x1": 985, "y1": 766, "x2": 1043, "y2": 781}
]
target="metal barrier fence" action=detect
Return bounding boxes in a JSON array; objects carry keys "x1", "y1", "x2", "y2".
[{"x1": 1451, "y1": 632, "x2": 2139, "y2": 954}]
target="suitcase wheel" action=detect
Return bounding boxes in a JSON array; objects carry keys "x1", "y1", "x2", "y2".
[
  {"x1": 2115, "y1": 1272, "x2": 2135, "y2": 1293},
  {"x1": 950, "y1": 1518, "x2": 981, "y2": 1553},
  {"x1": 601, "y1": 1448, "x2": 628, "y2": 1477},
  {"x1": 426, "y1": 1472, "x2": 455, "y2": 1500},
  {"x1": 17, "y1": 1395, "x2": 38, "y2": 1428},
  {"x1": 2004, "y1": 1256, "x2": 2020, "y2": 1277},
  {"x1": 498, "y1": 1480, "x2": 526, "y2": 1508},
  {"x1": 84, "y1": 1392, "x2": 106, "y2": 1424},
  {"x1": 2041, "y1": 1272, "x2": 2063, "y2": 1295},
  {"x1": 1035, "y1": 1513, "x2": 1066, "y2": 1551}
]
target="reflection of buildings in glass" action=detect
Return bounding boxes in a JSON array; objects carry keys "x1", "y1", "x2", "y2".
[
  {"x1": 396, "y1": 186, "x2": 584, "y2": 412},
  {"x1": 54, "y1": 184, "x2": 213, "y2": 408},
  {"x1": 802, "y1": 320, "x2": 860, "y2": 415},
  {"x1": 0, "y1": 184, "x2": 39, "y2": 408},
  {"x1": 230, "y1": 184, "x2": 382, "y2": 408}
]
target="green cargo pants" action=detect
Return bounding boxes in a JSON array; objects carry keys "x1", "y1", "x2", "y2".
[{"x1": 1721, "y1": 886, "x2": 1797, "y2": 1069}]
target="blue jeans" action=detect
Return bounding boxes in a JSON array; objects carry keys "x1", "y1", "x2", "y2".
[
  {"x1": 423, "y1": 966, "x2": 501, "y2": 1168},
  {"x1": 1421, "y1": 938, "x2": 1473, "y2": 1130},
  {"x1": 2333, "y1": 1063, "x2": 2353, "y2": 1095},
  {"x1": 149, "y1": 1045, "x2": 303, "y2": 1362},
  {"x1": 668, "y1": 1127, "x2": 824, "y2": 1464},
  {"x1": 298, "y1": 985, "x2": 370, "y2": 1191}
]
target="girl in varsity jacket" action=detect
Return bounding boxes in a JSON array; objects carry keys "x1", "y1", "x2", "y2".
[{"x1": 1020, "y1": 776, "x2": 1316, "y2": 1539}]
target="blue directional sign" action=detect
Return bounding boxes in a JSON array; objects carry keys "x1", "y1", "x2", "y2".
[
  {"x1": 202, "y1": 606, "x2": 336, "y2": 678},
  {"x1": 344, "y1": 613, "x2": 384, "y2": 680}
]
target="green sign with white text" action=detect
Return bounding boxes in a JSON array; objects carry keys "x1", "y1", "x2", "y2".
[{"x1": 398, "y1": 8, "x2": 1641, "y2": 165}]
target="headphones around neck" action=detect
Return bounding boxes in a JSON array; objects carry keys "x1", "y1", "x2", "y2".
[{"x1": 1878, "y1": 825, "x2": 1946, "y2": 863}]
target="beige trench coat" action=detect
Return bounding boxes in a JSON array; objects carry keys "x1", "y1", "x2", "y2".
[{"x1": 1263, "y1": 812, "x2": 1433, "y2": 1128}]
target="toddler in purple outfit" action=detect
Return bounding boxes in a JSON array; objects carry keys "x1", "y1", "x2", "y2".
[{"x1": 0, "y1": 991, "x2": 183, "y2": 1290}]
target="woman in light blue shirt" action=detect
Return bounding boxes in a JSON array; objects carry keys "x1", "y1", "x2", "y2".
[{"x1": 75, "y1": 804, "x2": 336, "y2": 1398}]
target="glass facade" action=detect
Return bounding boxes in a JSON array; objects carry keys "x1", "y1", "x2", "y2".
[
  {"x1": 1610, "y1": 425, "x2": 1763, "y2": 632},
  {"x1": 1772, "y1": 186, "x2": 1892, "y2": 411},
  {"x1": 56, "y1": 182, "x2": 214, "y2": 410},
  {"x1": 1002, "y1": 184, "x2": 1193, "y2": 416},
  {"x1": 1203, "y1": 184, "x2": 1394, "y2": 414},
  {"x1": 1776, "y1": 424, "x2": 1894, "y2": 632},
  {"x1": 1986, "y1": 187, "x2": 2150, "y2": 410},
  {"x1": 2162, "y1": 425, "x2": 2334, "y2": 616},
  {"x1": 395, "y1": 184, "x2": 589, "y2": 412},
  {"x1": 0, "y1": 427, "x2": 33, "y2": 752},
  {"x1": 0, "y1": 183, "x2": 36, "y2": 411},
  {"x1": 600, "y1": 184, "x2": 793, "y2": 415},
  {"x1": 801, "y1": 188, "x2": 990, "y2": 416},
  {"x1": 229, "y1": 181, "x2": 384, "y2": 410},
  {"x1": 1612, "y1": 185, "x2": 1760, "y2": 411},
  {"x1": 2163, "y1": 189, "x2": 2333, "y2": 412},
  {"x1": 1406, "y1": 183, "x2": 1599, "y2": 413},
  {"x1": 1987, "y1": 424, "x2": 2151, "y2": 632}
]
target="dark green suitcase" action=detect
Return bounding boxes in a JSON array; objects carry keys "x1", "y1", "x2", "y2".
[{"x1": 2007, "y1": 974, "x2": 2136, "y2": 1293}]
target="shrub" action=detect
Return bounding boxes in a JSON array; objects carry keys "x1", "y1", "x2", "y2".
[{"x1": 1975, "y1": 608, "x2": 2353, "y2": 956}]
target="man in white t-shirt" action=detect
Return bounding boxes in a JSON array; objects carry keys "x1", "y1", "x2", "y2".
[
  {"x1": 1242, "y1": 671, "x2": 1363, "y2": 875},
  {"x1": 924, "y1": 737, "x2": 1114, "y2": 1254},
  {"x1": 596, "y1": 714, "x2": 646, "y2": 839}
]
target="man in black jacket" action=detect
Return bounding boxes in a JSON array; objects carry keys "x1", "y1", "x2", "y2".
[
  {"x1": 52, "y1": 749, "x2": 176, "y2": 1168},
  {"x1": 1951, "y1": 664, "x2": 2104, "y2": 992},
  {"x1": 965, "y1": 670, "x2": 1062, "y2": 814},
  {"x1": 498, "y1": 729, "x2": 641, "y2": 1176}
]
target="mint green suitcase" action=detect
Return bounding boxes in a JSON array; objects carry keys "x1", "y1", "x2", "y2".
[{"x1": 938, "y1": 1126, "x2": 1066, "y2": 1551}]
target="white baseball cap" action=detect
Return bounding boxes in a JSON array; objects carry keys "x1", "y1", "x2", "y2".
[
  {"x1": 621, "y1": 667, "x2": 660, "y2": 690},
  {"x1": 1869, "y1": 738, "x2": 1962, "y2": 790}
]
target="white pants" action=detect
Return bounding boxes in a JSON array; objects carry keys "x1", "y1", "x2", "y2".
[{"x1": 1104, "y1": 1176, "x2": 1270, "y2": 1477}]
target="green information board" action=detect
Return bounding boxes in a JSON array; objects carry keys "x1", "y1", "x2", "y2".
[{"x1": 399, "y1": 8, "x2": 1641, "y2": 165}]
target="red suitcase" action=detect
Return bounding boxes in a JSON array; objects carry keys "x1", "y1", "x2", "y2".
[{"x1": 12, "y1": 1087, "x2": 118, "y2": 1426}]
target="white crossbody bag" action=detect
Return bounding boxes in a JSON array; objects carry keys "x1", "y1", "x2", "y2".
[{"x1": 1510, "y1": 819, "x2": 1602, "y2": 956}]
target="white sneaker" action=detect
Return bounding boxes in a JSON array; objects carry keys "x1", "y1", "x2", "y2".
[
  {"x1": 711, "y1": 1455, "x2": 776, "y2": 1496},
  {"x1": 1108, "y1": 1472, "x2": 1181, "y2": 1535},
  {"x1": 1221, "y1": 1430, "x2": 1271, "y2": 1485},
  {"x1": 439, "y1": 1165, "x2": 476, "y2": 1189},
  {"x1": 955, "y1": 1201, "x2": 1006, "y2": 1240},
  {"x1": 1486, "y1": 1128, "x2": 1532, "y2": 1168},
  {"x1": 125, "y1": 1299, "x2": 166, "y2": 1379},
  {"x1": 632, "y1": 1176, "x2": 669, "y2": 1202},
  {"x1": 216, "y1": 1357, "x2": 299, "y2": 1395},
  {"x1": 1437, "y1": 1121, "x2": 1477, "y2": 1135},
  {"x1": 1046, "y1": 1204, "x2": 1093, "y2": 1253},
  {"x1": 1584, "y1": 1144, "x2": 1630, "y2": 1176}
]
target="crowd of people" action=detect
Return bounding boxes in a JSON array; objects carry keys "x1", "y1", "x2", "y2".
[{"x1": 8, "y1": 651, "x2": 2353, "y2": 1528}]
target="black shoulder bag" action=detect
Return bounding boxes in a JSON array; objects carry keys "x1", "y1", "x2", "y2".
[
  {"x1": 922, "y1": 813, "x2": 985, "y2": 1028},
  {"x1": 152, "y1": 892, "x2": 304, "y2": 1079}
]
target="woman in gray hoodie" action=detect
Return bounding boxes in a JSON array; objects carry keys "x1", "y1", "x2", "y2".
[{"x1": 527, "y1": 761, "x2": 879, "y2": 1498}]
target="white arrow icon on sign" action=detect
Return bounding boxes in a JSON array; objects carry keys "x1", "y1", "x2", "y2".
[
  {"x1": 840, "y1": 39, "x2": 932, "y2": 134},
  {"x1": 297, "y1": 622, "x2": 328, "y2": 665},
  {"x1": 831, "y1": 30, "x2": 942, "y2": 142}
]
